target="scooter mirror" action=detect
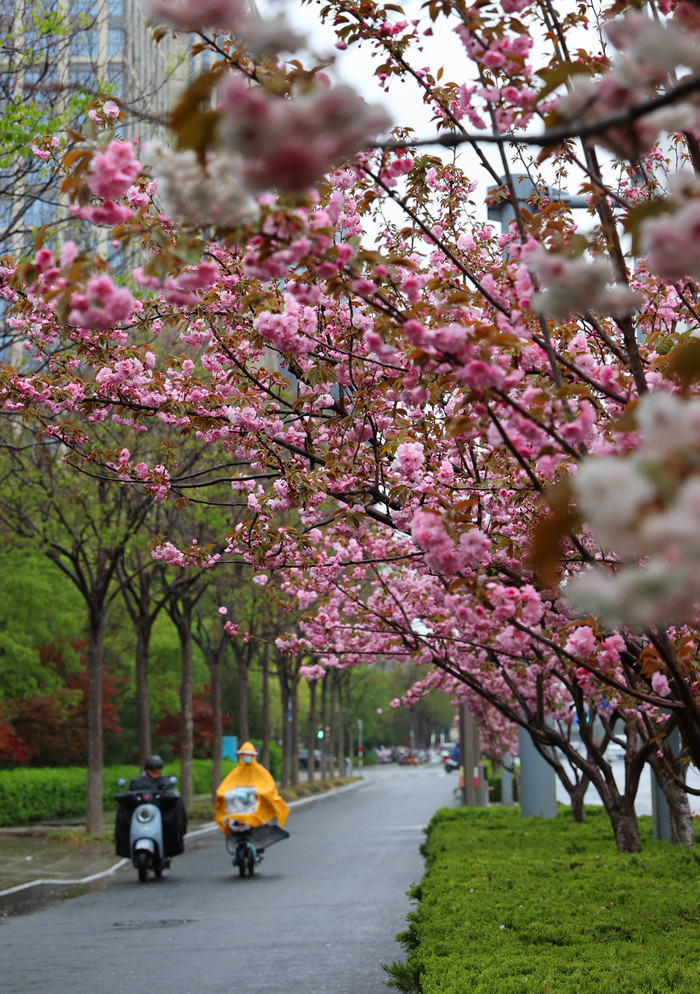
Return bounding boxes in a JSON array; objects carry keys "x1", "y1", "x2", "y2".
[{"x1": 118, "y1": 778, "x2": 126, "y2": 787}]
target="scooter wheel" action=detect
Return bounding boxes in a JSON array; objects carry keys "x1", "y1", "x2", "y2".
[
  {"x1": 247, "y1": 850, "x2": 255, "y2": 876},
  {"x1": 136, "y1": 851, "x2": 149, "y2": 883},
  {"x1": 238, "y1": 859, "x2": 246, "y2": 877}
]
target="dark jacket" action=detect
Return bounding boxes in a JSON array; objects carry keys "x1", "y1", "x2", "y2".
[{"x1": 129, "y1": 773, "x2": 179, "y2": 794}]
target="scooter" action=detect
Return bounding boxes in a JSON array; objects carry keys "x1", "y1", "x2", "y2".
[
  {"x1": 222, "y1": 785, "x2": 289, "y2": 878},
  {"x1": 444, "y1": 750, "x2": 459, "y2": 773},
  {"x1": 115, "y1": 777, "x2": 185, "y2": 882}
]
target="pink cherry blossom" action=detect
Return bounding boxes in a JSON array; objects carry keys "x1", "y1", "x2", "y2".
[
  {"x1": 651, "y1": 672, "x2": 671, "y2": 698},
  {"x1": 67, "y1": 275, "x2": 135, "y2": 330},
  {"x1": 143, "y1": 0, "x2": 243, "y2": 30},
  {"x1": 87, "y1": 140, "x2": 142, "y2": 201}
]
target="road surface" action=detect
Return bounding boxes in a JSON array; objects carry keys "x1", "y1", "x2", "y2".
[{"x1": 1, "y1": 762, "x2": 458, "y2": 994}]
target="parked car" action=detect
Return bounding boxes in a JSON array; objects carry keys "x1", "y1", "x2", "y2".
[{"x1": 298, "y1": 748, "x2": 322, "y2": 770}]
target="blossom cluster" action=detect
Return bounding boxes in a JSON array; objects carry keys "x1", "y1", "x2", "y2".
[
  {"x1": 218, "y1": 75, "x2": 391, "y2": 194},
  {"x1": 553, "y1": 10, "x2": 700, "y2": 159},
  {"x1": 568, "y1": 392, "x2": 700, "y2": 628}
]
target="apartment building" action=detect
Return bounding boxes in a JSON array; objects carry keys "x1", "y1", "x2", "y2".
[{"x1": 1, "y1": 0, "x2": 192, "y2": 252}]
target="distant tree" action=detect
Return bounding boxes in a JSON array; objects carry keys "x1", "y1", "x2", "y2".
[
  {"x1": 10, "y1": 639, "x2": 122, "y2": 766},
  {"x1": 154, "y1": 686, "x2": 232, "y2": 758}
]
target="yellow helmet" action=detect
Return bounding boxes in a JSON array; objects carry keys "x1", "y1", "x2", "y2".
[{"x1": 237, "y1": 741, "x2": 257, "y2": 756}]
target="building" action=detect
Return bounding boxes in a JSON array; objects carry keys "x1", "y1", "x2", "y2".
[{"x1": 0, "y1": 0, "x2": 192, "y2": 255}]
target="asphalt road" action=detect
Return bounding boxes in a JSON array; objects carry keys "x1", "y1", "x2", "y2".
[{"x1": 1, "y1": 763, "x2": 459, "y2": 994}]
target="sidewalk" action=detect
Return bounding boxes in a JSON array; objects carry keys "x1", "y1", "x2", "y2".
[{"x1": 0, "y1": 780, "x2": 365, "y2": 915}]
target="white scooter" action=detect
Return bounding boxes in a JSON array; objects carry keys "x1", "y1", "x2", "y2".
[{"x1": 115, "y1": 777, "x2": 184, "y2": 882}]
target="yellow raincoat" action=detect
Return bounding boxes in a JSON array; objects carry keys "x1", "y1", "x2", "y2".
[{"x1": 215, "y1": 742, "x2": 289, "y2": 835}]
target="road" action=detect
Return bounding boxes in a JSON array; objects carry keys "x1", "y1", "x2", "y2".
[
  {"x1": 555, "y1": 755, "x2": 700, "y2": 817},
  {"x1": 1, "y1": 763, "x2": 458, "y2": 994}
]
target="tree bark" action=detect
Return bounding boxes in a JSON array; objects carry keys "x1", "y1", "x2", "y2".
[
  {"x1": 261, "y1": 643, "x2": 270, "y2": 771},
  {"x1": 134, "y1": 616, "x2": 152, "y2": 767},
  {"x1": 336, "y1": 671, "x2": 345, "y2": 777},
  {"x1": 649, "y1": 753, "x2": 696, "y2": 848},
  {"x1": 320, "y1": 672, "x2": 330, "y2": 779},
  {"x1": 345, "y1": 679, "x2": 354, "y2": 774},
  {"x1": 85, "y1": 605, "x2": 106, "y2": 835},
  {"x1": 179, "y1": 607, "x2": 194, "y2": 810},
  {"x1": 210, "y1": 654, "x2": 222, "y2": 800},
  {"x1": 237, "y1": 645, "x2": 249, "y2": 745},
  {"x1": 307, "y1": 676, "x2": 317, "y2": 783},
  {"x1": 570, "y1": 782, "x2": 587, "y2": 824},
  {"x1": 168, "y1": 591, "x2": 196, "y2": 809},
  {"x1": 279, "y1": 677, "x2": 290, "y2": 787}
]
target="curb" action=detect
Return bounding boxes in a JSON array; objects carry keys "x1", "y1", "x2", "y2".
[{"x1": 0, "y1": 778, "x2": 367, "y2": 912}]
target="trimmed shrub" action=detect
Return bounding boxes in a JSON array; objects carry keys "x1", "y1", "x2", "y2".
[
  {"x1": 385, "y1": 806, "x2": 700, "y2": 994},
  {"x1": 0, "y1": 758, "x2": 237, "y2": 825}
]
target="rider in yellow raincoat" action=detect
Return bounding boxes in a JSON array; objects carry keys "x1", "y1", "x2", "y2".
[{"x1": 215, "y1": 741, "x2": 289, "y2": 834}]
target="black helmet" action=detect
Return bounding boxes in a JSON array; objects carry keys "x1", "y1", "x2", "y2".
[{"x1": 144, "y1": 754, "x2": 164, "y2": 771}]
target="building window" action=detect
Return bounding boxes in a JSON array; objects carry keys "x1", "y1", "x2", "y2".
[{"x1": 108, "y1": 26, "x2": 125, "y2": 57}]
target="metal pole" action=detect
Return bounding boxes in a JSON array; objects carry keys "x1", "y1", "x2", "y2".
[
  {"x1": 518, "y1": 727, "x2": 557, "y2": 818},
  {"x1": 357, "y1": 718, "x2": 363, "y2": 771},
  {"x1": 501, "y1": 754, "x2": 514, "y2": 805},
  {"x1": 652, "y1": 728, "x2": 681, "y2": 841}
]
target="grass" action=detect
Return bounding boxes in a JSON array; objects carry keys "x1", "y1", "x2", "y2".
[{"x1": 385, "y1": 806, "x2": 700, "y2": 994}]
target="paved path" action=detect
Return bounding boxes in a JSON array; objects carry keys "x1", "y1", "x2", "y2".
[{"x1": 1, "y1": 763, "x2": 458, "y2": 994}]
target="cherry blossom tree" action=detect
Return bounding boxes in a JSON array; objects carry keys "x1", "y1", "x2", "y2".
[{"x1": 3, "y1": 1, "x2": 700, "y2": 849}]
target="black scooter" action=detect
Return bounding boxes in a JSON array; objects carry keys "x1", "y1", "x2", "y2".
[{"x1": 115, "y1": 777, "x2": 186, "y2": 882}]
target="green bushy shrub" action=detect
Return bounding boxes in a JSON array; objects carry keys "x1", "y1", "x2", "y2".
[
  {"x1": 0, "y1": 758, "x2": 252, "y2": 825},
  {"x1": 0, "y1": 766, "x2": 89, "y2": 824},
  {"x1": 385, "y1": 806, "x2": 700, "y2": 994}
]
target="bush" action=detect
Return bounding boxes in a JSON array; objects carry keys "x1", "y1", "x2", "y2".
[
  {"x1": 0, "y1": 766, "x2": 90, "y2": 824},
  {"x1": 0, "y1": 758, "x2": 235, "y2": 825},
  {"x1": 385, "y1": 806, "x2": 700, "y2": 994}
]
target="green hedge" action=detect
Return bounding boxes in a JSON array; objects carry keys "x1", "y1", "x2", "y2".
[
  {"x1": 0, "y1": 752, "x2": 282, "y2": 826},
  {"x1": 385, "y1": 806, "x2": 700, "y2": 994}
]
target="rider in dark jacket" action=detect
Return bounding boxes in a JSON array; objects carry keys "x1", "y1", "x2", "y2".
[
  {"x1": 118, "y1": 755, "x2": 187, "y2": 856},
  {"x1": 130, "y1": 755, "x2": 179, "y2": 794}
]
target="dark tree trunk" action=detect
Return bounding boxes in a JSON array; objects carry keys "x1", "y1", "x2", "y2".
[
  {"x1": 210, "y1": 655, "x2": 222, "y2": 800},
  {"x1": 329, "y1": 670, "x2": 339, "y2": 777},
  {"x1": 279, "y1": 678, "x2": 290, "y2": 787},
  {"x1": 261, "y1": 644, "x2": 270, "y2": 771},
  {"x1": 237, "y1": 646, "x2": 249, "y2": 745},
  {"x1": 307, "y1": 677, "x2": 317, "y2": 783},
  {"x1": 345, "y1": 680, "x2": 354, "y2": 774},
  {"x1": 570, "y1": 782, "x2": 587, "y2": 824},
  {"x1": 336, "y1": 672, "x2": 345, "y2": 777},
  {"x1": 290, "y1": 676, "x2": 300, "y2": 786},
  {"x1": 320, "y1": 672, "x2": 330, "y2": 780},
  {"x1": 168, "y1": 591, "x2": 197, "y2": 810},
  {"x1": 134, "y1": 617, "x2": 152, "y2": 767},
  {"x1": 85, "y1": 606, "x2": 107, "y2": 835},
  {"x1": 607, "y1": 803, "x2": 642, "y2": 853},
  {"x1": 649, "y1": 753, "x2": 696, "y2": 848},
  {"x1": 179, "y1": 613, "x2": 194, "y2": 810}
]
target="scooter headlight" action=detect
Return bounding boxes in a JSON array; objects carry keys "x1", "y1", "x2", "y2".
[{"x1": 136, "y1": 807, "x2": 154, "y2": 823}]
